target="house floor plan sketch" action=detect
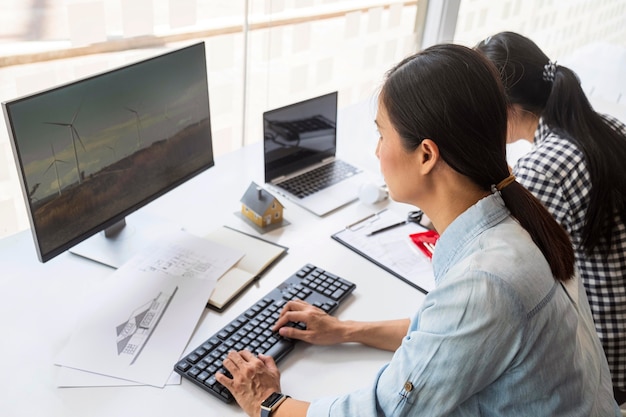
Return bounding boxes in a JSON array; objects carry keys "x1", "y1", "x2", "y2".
[
  {"x1": 55, "y1": 230, "x2": 244, "y2": 387},
  {"x1": 116, "y1": 287, "x2": 178, "y2": 365}
]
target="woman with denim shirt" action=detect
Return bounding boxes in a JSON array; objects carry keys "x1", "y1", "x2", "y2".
[{"x1": 215, "y1": 44, "x2": 619, "y2": 416}]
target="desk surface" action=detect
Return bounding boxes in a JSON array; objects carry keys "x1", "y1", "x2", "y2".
[{"x1": 0, "y1": 101, "x2": 429, "y2": 417}]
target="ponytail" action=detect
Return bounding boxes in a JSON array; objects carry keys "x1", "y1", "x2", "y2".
[
  {"x1": 543, "y1": 66, "x2": 626, "y2": 252},
  {"x1": 499, "y1": 181, "x2": 575, "y2": 281}
]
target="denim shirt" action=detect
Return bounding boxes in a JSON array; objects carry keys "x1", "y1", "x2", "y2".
[{"x1": 307, "y1": 193, "x2": 619, "y2": 417}]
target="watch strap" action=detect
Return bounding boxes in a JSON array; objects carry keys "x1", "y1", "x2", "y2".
[{"x1": 260, "y1": 392, "x2": 289, "y2": 417}]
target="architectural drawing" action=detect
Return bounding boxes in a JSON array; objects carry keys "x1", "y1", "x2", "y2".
[{"x1": 116, "y1": 287, "x2": 178, "y2": 365}]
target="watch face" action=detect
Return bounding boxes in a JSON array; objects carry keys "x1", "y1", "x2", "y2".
[{"x1": 262, "y1": 392, "x2": 283, "y2": 407}]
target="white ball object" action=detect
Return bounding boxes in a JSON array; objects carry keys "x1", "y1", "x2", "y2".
[{"x1": 358, "y1": 183, "x2": 388, "y2": 204}]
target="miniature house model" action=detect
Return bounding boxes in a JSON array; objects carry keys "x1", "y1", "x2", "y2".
[{"x1": 240, "y1": 182, "x2": 284, "y2": 228}]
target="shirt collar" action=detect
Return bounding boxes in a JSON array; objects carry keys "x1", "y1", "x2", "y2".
[
  {"x1": 431, "y1": 193, "x2": 510, "y2": 283},
  {"x1": 533, "y1": 117, "x2": 551, "y2": 146}
]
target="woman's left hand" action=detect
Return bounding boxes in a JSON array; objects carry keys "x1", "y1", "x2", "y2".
[{"x1": 216, "y1": 350, "x2": 282, "y2": 417}]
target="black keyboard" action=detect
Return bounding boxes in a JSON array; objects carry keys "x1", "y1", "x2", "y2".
[
  {"x1": 278, "y1": 160, "x2": 361, "y2": 198},
  {"x1": 174, "y1": 263, "x2": 356, "y2": 403}
]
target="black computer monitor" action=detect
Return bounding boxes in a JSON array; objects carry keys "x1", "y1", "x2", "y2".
[{"x1": 2, "y1": 42, "x2": 214, "y2": 266}]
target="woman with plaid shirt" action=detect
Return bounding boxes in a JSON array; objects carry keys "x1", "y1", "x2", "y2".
[{"x1": 477, "y1": 31, "x2": 626, "y2": 405}]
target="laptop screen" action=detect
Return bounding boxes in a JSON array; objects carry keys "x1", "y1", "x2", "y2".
[{"x1": 263, "y1": 92, "x2": 338, "y2": 182}]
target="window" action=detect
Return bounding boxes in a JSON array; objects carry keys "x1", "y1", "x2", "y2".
[{"x1": 0, "y1": 1, "x2": 423, "y2": 239}]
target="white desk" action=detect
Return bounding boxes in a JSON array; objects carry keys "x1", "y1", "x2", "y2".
[{"x1": 0, "y1": 101, "x2": 428, "y2": 417}]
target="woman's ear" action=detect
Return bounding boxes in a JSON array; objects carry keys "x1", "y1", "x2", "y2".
[{"x1": 419, "y1": 139, "x2": 439, "y2": 173}]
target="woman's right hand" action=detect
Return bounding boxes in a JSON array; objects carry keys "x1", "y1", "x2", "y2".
[{"x1": 272, "y1": 299, "x2": 348, "y2": 345}]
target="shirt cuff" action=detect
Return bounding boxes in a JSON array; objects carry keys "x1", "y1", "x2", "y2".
[{"x1": 306, "y1": 396, "x2": 336, "y2": 417}]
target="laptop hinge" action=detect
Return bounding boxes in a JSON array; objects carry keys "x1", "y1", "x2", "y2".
[
  {"x1": 271, "y1": 176, "x2": 286, "y2": 184},
  {"x1": 321, "y1": 156, "x2": 335, "y2": 163}
]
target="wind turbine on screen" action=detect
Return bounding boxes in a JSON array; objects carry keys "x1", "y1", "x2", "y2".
[
  {"x1": 105, "y1": 144, "x2": 116, "y2": 159},
  {"x1": 44, "y1": 101, "x2": 86, "y2": 184},
  {"x1": 43, "y1": 142, "x2": 67, "y2": 195},
  {"x1": 163, "y1": 102, "x2": 172, "y2": 121},
  {"x1": 125, "y1": 104, "x2": 143, "y2": 149},
  {"x1": 28, "y1": 183, "x2": 41, "y2": 201}
]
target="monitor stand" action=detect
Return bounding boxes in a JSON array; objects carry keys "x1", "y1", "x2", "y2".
[{"x1": 69, "y1": 214, "x2": 181, "y2": 269}]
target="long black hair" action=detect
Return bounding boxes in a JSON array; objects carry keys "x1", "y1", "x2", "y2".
[
  {"x1": 476, "y1": 31, "x2": 626, "y2": 253},
  {"x1": 381, "y1": 44, "x2": 574, "y2": 282}
]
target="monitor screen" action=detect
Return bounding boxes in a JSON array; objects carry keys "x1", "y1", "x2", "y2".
[{"x1": 2, "y1": 42, "x2": 214, "y2": 264}]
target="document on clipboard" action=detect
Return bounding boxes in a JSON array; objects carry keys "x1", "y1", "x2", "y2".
[{"x1": 331, "y1": 208, "x2": 436, "y2": 294}]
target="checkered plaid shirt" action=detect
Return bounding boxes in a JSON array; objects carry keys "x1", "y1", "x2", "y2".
[{"x1": 514, "y1": 115, "x2": 626, "y2": 390}]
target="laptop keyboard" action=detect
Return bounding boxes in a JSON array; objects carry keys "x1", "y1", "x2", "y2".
[
  {"x1": 272, "y1": 115, "x2": 333, "y2": 134},
  {"x1": 174, "y1": 263, "x2": 356, "y2": 403},
  {"x1": 277, "y1": 160, "x2": 361, "y2": 198}
]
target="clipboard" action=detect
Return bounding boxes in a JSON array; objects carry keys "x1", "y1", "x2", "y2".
[{"x1": 331, "y1": 208, "x2": 435, "y2": 294}]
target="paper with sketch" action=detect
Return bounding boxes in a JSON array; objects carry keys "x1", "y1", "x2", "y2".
[{"x1": 55, "y1": 230, "x2": 243, "y2": 388}]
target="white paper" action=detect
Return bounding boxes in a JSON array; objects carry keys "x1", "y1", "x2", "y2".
[
  {"x1": 55, "y1": 231, "x2": 243, "y2": 388},
  {"x1": 57, "y1": 366, "x2": 181, "y2": 387}
]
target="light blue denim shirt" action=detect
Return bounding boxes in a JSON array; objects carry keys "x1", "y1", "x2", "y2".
[{"x1": 307, "y1": 193, "x2": 619, "y2": 416}]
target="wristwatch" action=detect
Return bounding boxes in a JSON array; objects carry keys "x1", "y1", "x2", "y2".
[{"x1": 260, "y1": 392, "x2": 289, "y2": 417}]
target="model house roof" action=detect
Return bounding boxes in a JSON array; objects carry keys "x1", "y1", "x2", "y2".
[{"x1": 240, "y1": 182, "x2": 282, "y2": 215}]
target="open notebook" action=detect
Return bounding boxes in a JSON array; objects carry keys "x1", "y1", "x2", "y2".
[{"x1": 204, "y1": 226, "x2": 288, "y2": 311}]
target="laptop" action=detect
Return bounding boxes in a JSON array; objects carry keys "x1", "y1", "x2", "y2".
[{"x1": 263, "y1": 92, "x2": 366, "y2": 216}]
